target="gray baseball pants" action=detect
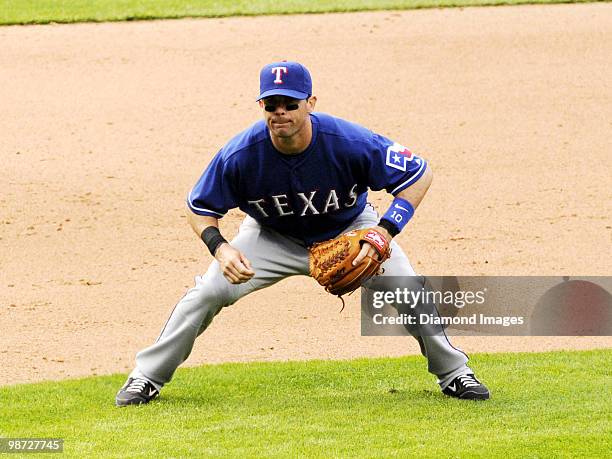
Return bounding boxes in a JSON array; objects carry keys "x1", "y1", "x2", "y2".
[{"x1": 130, "y1": 205, "x2": 472, "y2": 390}]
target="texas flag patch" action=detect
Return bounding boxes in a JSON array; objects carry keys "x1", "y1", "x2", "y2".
[{"x1": 385, "y1": 142, "x2": 414, "y2": 172}]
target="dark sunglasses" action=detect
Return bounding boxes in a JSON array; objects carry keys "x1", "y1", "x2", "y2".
[{"x1": 264, "y1": 102, "x2": 300, "y2": 112}]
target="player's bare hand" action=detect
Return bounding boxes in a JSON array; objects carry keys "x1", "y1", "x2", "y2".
[
  {"x1": 352, "y1": 226, "x2": 392, "y2": 266},
  {"x1": 215, "y1": 243, "x2": 255, "y2": 284}
]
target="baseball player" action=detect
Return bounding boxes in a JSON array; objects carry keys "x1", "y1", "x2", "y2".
[{"x1": 116, "y1": 61, "x2": 490, "y2": 406}]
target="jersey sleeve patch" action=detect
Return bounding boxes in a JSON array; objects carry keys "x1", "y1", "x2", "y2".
[{"x1": 385, "y1": 142, "x2": 414, "y2": 172}]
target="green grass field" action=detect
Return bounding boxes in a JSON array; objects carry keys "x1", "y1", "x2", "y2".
[
  {"x1": 0, "y1": 0, "x2": 600, "y2": 25},
  {"x1": 0, "y1": 350, "x2": 610, "y2": 457}
]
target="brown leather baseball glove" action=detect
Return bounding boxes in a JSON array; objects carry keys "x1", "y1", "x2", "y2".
[{"x1": 309, "y1": 228, "x2": 391, "y2": 298}]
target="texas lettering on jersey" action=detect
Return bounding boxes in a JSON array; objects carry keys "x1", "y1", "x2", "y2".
[
  {"x1": 187, "y1": 112, "x2": 427, "y2": 245},
  {"x1": 247, "y1": 185, "x2": 358, "y2": 218}
]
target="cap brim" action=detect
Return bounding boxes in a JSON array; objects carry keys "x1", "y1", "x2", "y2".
[{"x1": 256, "y1": 88, "x2": 309, "y2": 101}]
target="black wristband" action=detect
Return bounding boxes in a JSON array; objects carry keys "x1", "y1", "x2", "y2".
[
  {"x1": 200, "y1": 226, "x2": 228, "y2": 256},
  {"x1": 377, "y1": 218, "x2": 400, "y2": 238}
]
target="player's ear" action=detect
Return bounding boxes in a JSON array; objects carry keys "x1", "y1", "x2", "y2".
[
  {"x1": 258, "y1": 100, "x2": 264, "y2": 109},
  {"x1": 306, "y1": 96, "x2": 317, "y2": 112}
]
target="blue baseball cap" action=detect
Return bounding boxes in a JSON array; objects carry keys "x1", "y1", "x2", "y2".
[{"x1": 257, "y1": 61, "x2": 312, "y2": 101}]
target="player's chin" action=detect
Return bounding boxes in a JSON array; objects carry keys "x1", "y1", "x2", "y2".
[{"x1": 271, "y1": 126, "x2": 293, "y2": 137}]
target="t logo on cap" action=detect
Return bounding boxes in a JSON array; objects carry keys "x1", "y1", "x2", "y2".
[
  {"x1": 257, "y1": 61, "x2": 312, "y2": 101},
  {"x1": 272, "y1": 66, "x2": 288, "y2": 84}
]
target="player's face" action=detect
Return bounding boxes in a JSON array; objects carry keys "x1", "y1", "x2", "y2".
[{"x1": 260, "y1": 95, "x2": 315, "y2": 139}]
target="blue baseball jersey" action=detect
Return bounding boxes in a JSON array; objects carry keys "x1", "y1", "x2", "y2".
[{"x1": 187, "y1": 113, "x2": 427, "y2": 246}]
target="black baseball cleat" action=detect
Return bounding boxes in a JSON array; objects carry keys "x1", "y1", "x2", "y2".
[
  {"x1": 115, "y1": 377, "x2": 160, "y2": 407},
  {"x1": 442, "y1": 374, "x2": 490, "y2": 400}
]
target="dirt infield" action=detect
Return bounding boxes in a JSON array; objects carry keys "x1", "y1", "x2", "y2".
[{"x1": 1, "y1": 3, "x2": 611, "y2": 387}]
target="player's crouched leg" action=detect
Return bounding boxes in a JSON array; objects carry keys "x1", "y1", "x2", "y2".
[
  {"x1": 391, "y1": 278, "x2": 490, "y2": 400},
  {"x1": 138, "y1": 265, "x2": 250, "y2": 378},
  {"x1": 364, "y1": 247, "x2": 490, "y2": 400},
  {"x1": 116, "y1": 266, "x2": 246, "y2": 407}
]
